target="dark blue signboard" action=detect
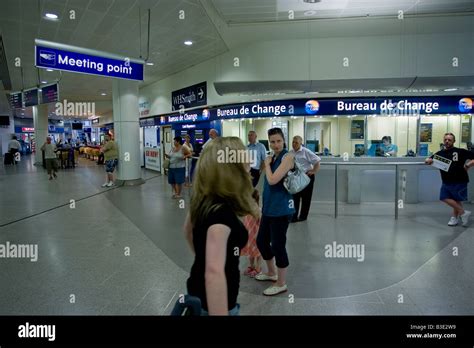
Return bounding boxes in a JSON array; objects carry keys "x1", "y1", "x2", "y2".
[
  {"x1": 35, "y1": 45, "x2": 143, "y2": 81},
  {"x1": 41, "y1": 83, "x2": 59, "y2": 104},
  {"x1": 171, "y1": 81, "x2": 207, "y2": 111},
  {"x1": 144, "y1": 95, "x2": 473, "y2": 126},
  {"x1": 9, "y1": 92, "x2": 23, "y2": 109},
  {"x1": 24, "y1": 89, "x2": 39, "y2": 107}
]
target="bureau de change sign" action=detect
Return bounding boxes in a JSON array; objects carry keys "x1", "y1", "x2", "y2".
[{"x1": 35, "y1": 39, "x2": 144, "y2": 81}]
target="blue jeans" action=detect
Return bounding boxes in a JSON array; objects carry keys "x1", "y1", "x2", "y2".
[{"x1": 201, "y1": 303, "x2": 240, "y2": 316}]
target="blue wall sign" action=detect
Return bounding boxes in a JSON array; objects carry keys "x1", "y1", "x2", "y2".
[
  {"x1": 35, "y1": 41, "x2": 143, "y2": 81},
  {"x1": 141, "y1": 96, "x2": 473, "y2": 126},
  {"x1": 171, "y1": 82, "x2": 207, "y2": 111}
]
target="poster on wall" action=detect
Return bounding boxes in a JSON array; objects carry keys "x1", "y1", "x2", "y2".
[
  {"x1": 462, "y1": 123, "x2": 471, "y2": 143},
  {"x1": 420, "y1": 123, "x2": 432, "y2": 142},
  {"x1": 350, "y1": 120, "x2": 364, "y2": 139}
]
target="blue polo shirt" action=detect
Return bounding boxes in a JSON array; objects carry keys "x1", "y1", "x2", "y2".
[{"x1": 247, "y1": 142, "x2": 267, "y2": 170}]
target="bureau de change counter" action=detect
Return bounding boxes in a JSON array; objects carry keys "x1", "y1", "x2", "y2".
[{"x1": 314, "y1": 157, "x2": 474, "y2": 205}]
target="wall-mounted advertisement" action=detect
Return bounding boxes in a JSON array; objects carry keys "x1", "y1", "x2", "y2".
[
  {"x1": 420, "y1": 123, "x2": 433, "y2": 142},
  {"x1": 462, "y1": 123, "x2": 471, "y2": 143},
  {"x1": 351, "y1": 120, "x2": 365, "y2": 140}
]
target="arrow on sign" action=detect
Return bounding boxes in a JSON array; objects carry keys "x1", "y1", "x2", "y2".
[{"x1": 198, "y1": 88, "x2": 204, "y2": 100}]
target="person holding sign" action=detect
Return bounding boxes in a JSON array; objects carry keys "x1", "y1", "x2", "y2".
[{"x1": 425, "y1": 133, "x2": 474, "y2": 227}]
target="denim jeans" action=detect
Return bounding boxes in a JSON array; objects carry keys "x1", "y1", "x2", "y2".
[{"x1": 201, "y1": 303, "x2": 240, "y2": 316}]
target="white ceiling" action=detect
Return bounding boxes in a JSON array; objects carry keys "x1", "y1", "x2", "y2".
[
  {"x1": 0, "y1": 0, "x2": 473, "y2": 120},
  {"x1": 211, "y1": 0, "x2": 474, "y2": 24},
  {"x1": 0, "y1": 0, "x2": 228, "y2": 104}
]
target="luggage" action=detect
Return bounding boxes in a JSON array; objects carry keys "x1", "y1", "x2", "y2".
[{"x1": 3, "y1": 152, "x2": 13, "y2": 165}]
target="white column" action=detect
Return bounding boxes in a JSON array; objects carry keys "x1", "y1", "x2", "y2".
[
  {"x1": 33, "y1": 104, "x2": 49, "y2": 164},
  {"x1": 112, "y1": 79, "x2": 143, "y2": 185}
]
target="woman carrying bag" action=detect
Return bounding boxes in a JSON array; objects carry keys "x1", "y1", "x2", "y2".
[
  {"x1": 165, "y1": 136, "x2": 191, "y2": 199},
  {"x1": 255, "y1": 127, "x2": 296, "y2": 296}
]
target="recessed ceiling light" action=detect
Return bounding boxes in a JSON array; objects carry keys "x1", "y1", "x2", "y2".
[
  {"x1": 45, "y1": 13, "x2": 58, "y2": 20},
  {"x1": 304, "y1": 10, "x2": 317, "y2": 16},
  {"x1": 101, "y1": 93, "x2": 107, "y2": 96},
  {"x1": 41, "y1": 81, "x2": 47, "y2": 84},
  {"x1": 146, "y1": 62, "x2": 154, "y2": 66},
  {"x1": 444, "y1": 88, "x2": 458, "y2": 92},
  {"x1": 184, "y1": 41, "x2": 193, "y2": 46},
  {"x1": 46, "y1": 69, "x2": 54, "y2": 72}
]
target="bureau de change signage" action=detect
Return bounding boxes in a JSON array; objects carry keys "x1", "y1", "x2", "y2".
[
  {"x1": 172, "y1": 81, "x2": 207, "y2": 111},
  {"x1": 35, "y1": 39, "x2": 144, "y2": 81}
]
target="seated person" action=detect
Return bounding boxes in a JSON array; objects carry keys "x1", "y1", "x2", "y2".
[{"x1": 380, "y1": 136, "x2": 398, "y2": 157}]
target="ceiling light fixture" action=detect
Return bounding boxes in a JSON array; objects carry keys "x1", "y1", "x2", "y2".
[
  {"x1": 101, "y1": 93, "x2": 107, "y2": 96},
  {"x1": 41, "y1": 81, "x2": 47, "y2": 84},
  {"x1": 184, "y1": 40, "x2": 193, "y2": 46},
  {"x1": 444, "y1": 88, "x2": 458, "y2": 92},
  {"x1": 146, "y1": 62, "x2": 154, "y2": 66},
  {"x1": 46, "y1": 69, "x2": 54, "y2": 72},
  {"x1": 45, "y1": 13, "x2": 58, "y2": 20},
  {"x1": 304, "y1": 10, "x2": 317, "y2": 16}
]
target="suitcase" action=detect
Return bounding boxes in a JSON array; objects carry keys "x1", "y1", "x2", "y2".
[{"x1": 4, "y1": 152, "x2": 13, "y2": 165}]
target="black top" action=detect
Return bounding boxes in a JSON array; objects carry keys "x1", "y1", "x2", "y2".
[
  {"x1": 431, "y1": 147, "x2": 474, "y2": 184},
  {"x1": 187, "y1": 202, "x2": 248, "y2": 312}
]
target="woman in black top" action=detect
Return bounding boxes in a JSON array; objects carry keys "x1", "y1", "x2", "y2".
[{"x1": 184, "y1": 137, "x2": 259, "y2": 315}]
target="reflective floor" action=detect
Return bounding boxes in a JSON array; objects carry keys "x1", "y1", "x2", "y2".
[{"x1": 1, "y1": 155, "x2": 473, "y2": 315}]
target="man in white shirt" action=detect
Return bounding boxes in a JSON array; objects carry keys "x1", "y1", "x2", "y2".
[
  {"x1": 289, "y1": 135, "x2": 321, "y2": 222},
  {"x1": 8, "y1": 135, "x2": 21, "y2": 165},
  {"x1": 202, "y1": 128, "x2": 219, "y2": 150}
]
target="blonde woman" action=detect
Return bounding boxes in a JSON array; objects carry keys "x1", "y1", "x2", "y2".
[{"x1": 183, "y1": 137, "x2": 259, "y2": 315}]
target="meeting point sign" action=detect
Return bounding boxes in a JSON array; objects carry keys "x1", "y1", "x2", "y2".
[{"x1": 35, "y1": 39, "x2": 144, "y2": 81}]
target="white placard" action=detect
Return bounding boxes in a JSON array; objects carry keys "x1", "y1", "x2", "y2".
[
  {"x1": 145, "y1": 147, "x2": 161, "y2": 172},
  {"x1": 432, "y1": 154, "x2": 451, "y2": 172}
]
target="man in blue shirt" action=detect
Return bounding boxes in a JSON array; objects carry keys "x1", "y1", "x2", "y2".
[
  {"x1": 247, "y1": 131, "x2": 267, "y2": 187},
  {"x1": 380, "y1": 136, "x2": 398, "y2": 156}
]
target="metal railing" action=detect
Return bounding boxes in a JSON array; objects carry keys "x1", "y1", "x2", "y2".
[{"x1": 320, "y1": 161, "x2": 433, "y2": 219}]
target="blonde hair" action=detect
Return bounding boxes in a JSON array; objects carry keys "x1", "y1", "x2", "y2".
[{"x1": 190, "y1": 137, "x2": 259, "y2": 226}]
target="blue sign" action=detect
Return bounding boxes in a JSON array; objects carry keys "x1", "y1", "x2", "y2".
[
  {"x1": 146, "y1": 95, "x2": 473, "y2": 126},
  {"x1": 172, "y1": 82, "x2": 207, "y2": 111},
  {"x1": 35, "y1": 44, "x2": 143, "y2": 81}
]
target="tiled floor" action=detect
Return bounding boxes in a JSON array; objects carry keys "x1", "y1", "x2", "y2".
[{"x1": 1, "y1": 155, "x2": 473, "y2": 315}]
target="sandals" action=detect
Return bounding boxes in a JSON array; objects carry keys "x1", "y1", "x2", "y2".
[{"x1": 244, "y1": 267, "x2": 260, "y2": 278}]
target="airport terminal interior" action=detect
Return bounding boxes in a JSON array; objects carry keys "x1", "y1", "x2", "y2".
[{"x1": 1, "y1": 0, "x2": 474, "y2": 316}]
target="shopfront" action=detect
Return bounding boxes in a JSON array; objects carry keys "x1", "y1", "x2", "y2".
[{"x1": 142, "y1": 96, "x2": 473, "y2": 202}]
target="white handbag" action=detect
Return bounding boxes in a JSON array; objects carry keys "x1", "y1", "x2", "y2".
[{"x1": 284, "y1": 159, "x2": 310, "y2": 194}]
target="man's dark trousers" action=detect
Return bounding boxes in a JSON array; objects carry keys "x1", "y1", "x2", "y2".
[{"x1": 293, "y1": 174, "x2": 315, "y2": 221}]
